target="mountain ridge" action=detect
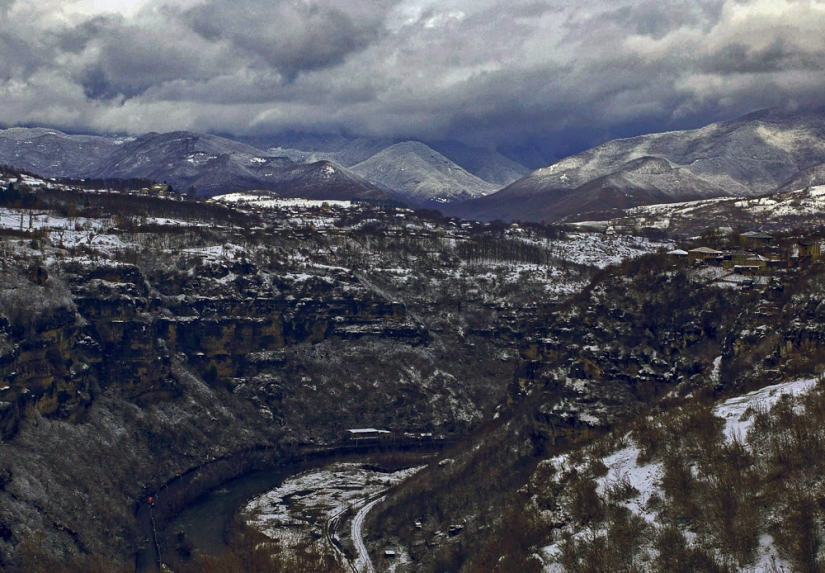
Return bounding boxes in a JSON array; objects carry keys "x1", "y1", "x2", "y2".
[
  {"x1": 0, "y1": 128, "x2": 519, "y2": 204},
  {"x1": 448, "y1": 107, "x2": 825, "y2": 222},
  {"x1": 350, "y1": 141, "x2": 501, "y2": 204}
]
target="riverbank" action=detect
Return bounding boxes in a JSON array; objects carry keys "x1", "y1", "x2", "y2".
[{"x1": 137, "y1": 442, "x2": 451, "y2": 571}]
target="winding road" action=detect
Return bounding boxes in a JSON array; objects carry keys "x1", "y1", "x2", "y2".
[
  {"x1": 142, "y1": 445, "x2": 448, "y2": 571},
  {"x1": 325, "y1": 506, "x2": 356, "y2": 573},
  {"x1": 351, "y1": 495, "x2": 386, "y2": 573}
]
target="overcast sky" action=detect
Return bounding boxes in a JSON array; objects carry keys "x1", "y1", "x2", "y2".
[{"x1": 1, "y1": 0, "x2": 825, "y2": 162}]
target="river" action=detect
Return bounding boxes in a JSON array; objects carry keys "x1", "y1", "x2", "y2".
[{"x1": 136, "y1": 442, "x2": 448, "y2": 571}]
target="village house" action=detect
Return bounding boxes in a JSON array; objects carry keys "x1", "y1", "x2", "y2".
[
  {"x1": 667, "y1": 248, "x2": 688, "y2": 259},
  {"x1": 150, "y1": 183, "x2": 169, "y2": 196},
  {"x1": 740, "y1": 231, "x2": 774, "y2": 247},
  {"x1": 727, "y1": 250, "x2": 753, "y2": 268},
  {"x1": 733, "y1": 254, "x2": 771, "y2": 274},
  {"x1": 797, "y1": 240, "x2": 821, "y2": 260},
  {"x1": 347, "y1": 428, "x2": 391, "y2": 443},
  {"x1": 688, "y1": 246, "x2": 723, "y2": 263},
  {"x1": 719, "y1": 249, "x2": 784, "y2": 272}
]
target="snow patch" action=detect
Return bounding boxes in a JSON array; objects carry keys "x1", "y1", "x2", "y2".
[
  {"x1": 596, "y1": 445, "x2": 663, "y2": 524},
  {"x1": 714, "y1": 378, "x2": 818, "y2": 442}
]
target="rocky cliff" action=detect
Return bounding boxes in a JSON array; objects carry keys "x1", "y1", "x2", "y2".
[{"x1": 0, "y1": 186, "x2": 575, "y2": 567}]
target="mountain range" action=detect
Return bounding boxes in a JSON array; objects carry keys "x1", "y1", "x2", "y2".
[
  {"x1": 243, "y1": 132, "x2": 531, "y2": 187},
  {"x1": 447, "y1": 108, "x2": 825, "y2": 222},
  {"x1": 5, "y1": 108, "x2": 825, "y2": 220},
  {"x1": 0, "y1": 128, "x2": 519, "y2": 205}
]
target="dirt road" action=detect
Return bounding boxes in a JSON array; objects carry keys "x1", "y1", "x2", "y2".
[{"x1": 351, "y1": 495, "x2": 385, "y2": 573}]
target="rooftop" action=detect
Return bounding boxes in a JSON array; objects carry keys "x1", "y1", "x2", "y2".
[
  {"x1": 741, "y1": 231, "x2": 774, "y2": 240},
  {"x1": 688, "y1": 247, "x2": 723, "y2": 254},
  {"x1": 347, "y1": 428, "x2": 390, "y2": 434}
]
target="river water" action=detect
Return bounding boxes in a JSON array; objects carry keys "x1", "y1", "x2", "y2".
[
  {"x1": 171, "y1": 464, "x2": 300, "y2": 553},
  {"x1": 139, "y1": 444, "x2": 446, "y2": 571}
]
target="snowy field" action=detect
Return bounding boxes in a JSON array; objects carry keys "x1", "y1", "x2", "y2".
[
  {"x1": 532, "y1": 233, "x2": 671, "y2": 268},
  {"x1": 211, "y1": 192, "x2": 353, "y2": 210},
  {"x1": 0, "y1": 207, "x2": 110, "y2": 232},
  {"x1": 244, "y1": 463, "x2": 423, "y2": 549},
  {"x1": 576, "y1": 184, "x2": 825, "y2": 231},
  {"x1": 714, "y1": 378, "x2": 817, "y2": 443}
]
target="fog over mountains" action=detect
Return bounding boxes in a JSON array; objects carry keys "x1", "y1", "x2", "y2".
[{"x1": 5, "y1": 108, "x2": 825, "y2": 220}]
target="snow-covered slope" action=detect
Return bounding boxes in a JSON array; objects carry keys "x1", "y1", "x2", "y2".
[
  {"x1": 0, "y1": 129, "x2": 394, "y2": 201},
  {"x1": 426, "y1": 140, "x2": 530, "y2": 186},
  {"x1": 516, "y1": 109, "x2": 825, "y2": 199},
  {"x1": 540, "y1": 378, "x2": 820, "y2": 572},
  {"x1": 450, "y1": 108, "x2": 825, "y2": 222},
  {"x1": 91, "y1": 131, "x2": 393, "y2": 200},
  {"x1": 568, "y1": 184, "x2": 825, "y2": 237},
  {"x1": 350, "y1": 141, "x2": 501, "y2": 204},
  {"x1": 0, "y1": 128, "x2": 126, "y2": 178}
]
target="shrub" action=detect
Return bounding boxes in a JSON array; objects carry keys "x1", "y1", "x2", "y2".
[
  {"x1": 654, "y1": 525, "x2": 732, "y2": 573},
  {"x1": 605, "y1": 473, "x2": 640, "y2": 502},
  {"x1": 772, "y1": 488, "x2": 824, "y2": 573},
  {"x1": 568, "y1": 474, "x2": 604, "y2": 526},
  {"x1": 169, "y1": 525, "x2": 346, "y2": 573}
]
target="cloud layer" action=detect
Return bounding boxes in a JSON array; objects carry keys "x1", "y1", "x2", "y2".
[{"x1": 1, "y1": 0, "x2": 825, "y2": 161}]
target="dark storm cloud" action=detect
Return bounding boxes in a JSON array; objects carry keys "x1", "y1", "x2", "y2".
[
  {"x1": 56, "y1": 16, "x2": 108, "y2": 53},
  {"x1": 604, "y1": 1, "x2": 725, "y2": 37},
  {"x1": 183, "y1": 0, "x2": 390, "y2": 81},
  {"x1": 0, "y1": 33, "x2": 38, "y2": 78},
  {"x1": 705, "y1": 38, "x2": 825, "y2": 74},
  {"x1": 2, "y1": 0, "x2": 825, "y2": 161}
]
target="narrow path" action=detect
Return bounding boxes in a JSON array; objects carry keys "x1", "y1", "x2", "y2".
[
  {"x1": 150, "y1": 508, "x2": 162, "y2": 570},
  {"x1": 326, "y1": 506, "x2": 358, "y2": 573},
  {"x1": 351, "y1": 495, "x2": 385, "y2": 573}
]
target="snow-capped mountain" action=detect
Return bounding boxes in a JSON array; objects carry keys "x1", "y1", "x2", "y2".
[
  {"x1": 260, "y1": 134, "x2": 396, "y2": 168},
  {"x1": 0, "y1": 128, "x2": 514, "y2": 204},
  {"x1": 426, "y1": 140, "x2": 531, "y2": 187},
  {"x1": 90, "y1": 131, "x2": 392, "y2": 201},
  {"x1": 350, "y1": 141, "x2": 501, "y2": 204},
  {"x1": 0, "y1": 128, "x2": 396, "y2": 202},
  {"x1": 450, "y1": 108, "x2": 825, "y2": 222},
  {"x1": 249, "y1": 134, "x2": 530, "y2": 187},
  {"x1": 0, "y1": 128, "x2": 128, "y2": 178}
]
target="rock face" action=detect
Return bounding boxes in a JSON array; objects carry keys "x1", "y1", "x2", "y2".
[
  {"x1": 0, "y1": 188, "x2": 556, "y2": 565},
  {"x1": 0, "y1": 254, "x2": 431, "y2": 443},
  {"x1": 449, "y1": 108, "x2": 825, "y2": 222}
]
